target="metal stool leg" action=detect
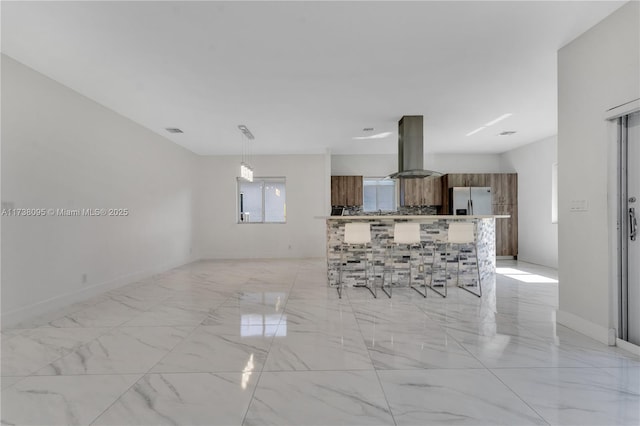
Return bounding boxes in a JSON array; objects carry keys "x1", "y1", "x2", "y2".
[
  {"x1": 458, "y1": 242, "x2": 482, "y2": 297},
  {"x1": 408, "y1": 244, "x2": 413, "y2": 288},
  {"x1": 456, "y1": 244, "x2": 461, "y2": 287},
  {"x1": 424, "y1": 242, "x2": 446, "y2": 298},
  {"x1": 411, "y1": 242, "x2": 428, "y2": 298},
  {"x1": 337, "y1": 244, "x2": 344, "y2": 299},
  {"x1": 366, "y1": 246, "x2": 377, "y2": 298},
  {"x1": 444, "y1": 243, "x2": 449, "y2": 290},
  {"x1": 353, "y1": 243, "x2": 377, "y2": 298},
  {"x1": 381, "y1": 243, "x2": 392, "y2": 298}
]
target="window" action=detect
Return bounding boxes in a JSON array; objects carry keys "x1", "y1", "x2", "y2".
[
  {"x1": 238, "y1": 177, "x2": 286, "y2": 223},
  {"x1": 363, "y1": 178, "x2": 396, "y2": 212}
]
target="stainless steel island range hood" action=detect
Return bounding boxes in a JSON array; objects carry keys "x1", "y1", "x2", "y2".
[{"x1": 388, "y1": 115, "x2": 441, "y2": 179}]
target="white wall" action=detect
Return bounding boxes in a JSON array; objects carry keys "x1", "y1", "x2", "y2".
[
  {"x1": 426, "y1": 154, "x2": 504, "y2": 174},
  {"x1": 195, "y1": 154, "x2": 327, "y2": 259},
  {"x1": 501, "y1": 135, "x2": 558, "y2": 268},
  {"x1": 557, "y1": 2, "x2": 639, "y2": 342},
  {"x1": 331, "y1": 154, "x2": 396, "y2": 176},
  {"x1": 331, "y1": 153, "x2": 504, "y2": 176},
  {"x1": 1, "y1": 56, "x2": 198, "y2": 326}
]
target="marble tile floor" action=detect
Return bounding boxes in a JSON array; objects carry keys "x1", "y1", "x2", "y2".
[{"x1": 1, "y1": 258, "x2": 639, "y2": 425}]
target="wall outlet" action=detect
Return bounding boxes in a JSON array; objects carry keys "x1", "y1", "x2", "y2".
[{"x1": 418, "y1": 264, "x2": 425, "y2": 272}]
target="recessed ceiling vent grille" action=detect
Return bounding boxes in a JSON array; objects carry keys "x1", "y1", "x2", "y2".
[
  {"x1": 499, "y1": 131, "x2": 517, "y2": 136},
  {"x1": 165, "y1": 128, "x2": 184, "y2": 134},
  {"x1": 238, "y1": 125, "x2": 255, "y2": 140}
]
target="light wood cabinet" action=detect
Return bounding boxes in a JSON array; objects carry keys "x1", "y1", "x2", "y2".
[
  {"x1": 331, "y1": 176, "x2": 363, "y2": 206},
  {"x1": 490, "y1": 173, "x2": 517, "y2": 205},
  {"x1": 345, "y1": 176, "x2": 363, "y2": 206},
  {"x1": 400, "y1": 176, "x2": 442, "y2": 206},
  {"x1": 330, "y1": 176, "x2": 342, "y2": 206},
  {"x1": 445, "y1": 174, "x2": 464, "y2": 188},
  {"x1": 445, "y1": 173, "x2": 487, "y2": 188},
  {"x1": 493, "y1": 204, "x2": 518, "y2": 257},
  {"x1": 488, "y1": 173, "x2": 518, "y2": 256},
  {"x1": 425, "y1": 177, "x2": 442, "y2": 206},
  {"x1": 463, "y1": 173, "x2": 488, "y2": 187},
  {"x1": 400, "y1": 178, "x2": 422, "y2": 206}
]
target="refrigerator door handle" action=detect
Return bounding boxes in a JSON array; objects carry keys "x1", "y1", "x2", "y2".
[
  {"x1": 467, "y1": 199, "x2": 471, "y2": 215},
  {"x1": 470, "y1": 199, "x2": 474, "y2": 215}
]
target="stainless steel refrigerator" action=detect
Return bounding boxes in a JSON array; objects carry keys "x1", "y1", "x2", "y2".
[{"x1": 451, "y1": 187, "x2": 493, "y2": 215}]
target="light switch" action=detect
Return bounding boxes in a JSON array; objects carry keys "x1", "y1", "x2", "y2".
[{"x1": 570, "y1": 200, "x2": 589, "y2": 212}]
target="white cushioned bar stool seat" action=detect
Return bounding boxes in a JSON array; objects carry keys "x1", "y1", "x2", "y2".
[
  {"x1": 338, "y1": 222, "x2": 376, "y2": 298},
  {"x1": 344, "y1": 222, "x2": 372, "y2": 245}
]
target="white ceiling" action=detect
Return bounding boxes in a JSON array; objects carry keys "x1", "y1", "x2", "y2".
[{"x1": 1, "y1": 1, "x2": 626, "y2": 156}]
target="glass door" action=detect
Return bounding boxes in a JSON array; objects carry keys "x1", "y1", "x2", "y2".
[{"x1": 620, "y1": 111, "x2": 640, "y2": 345}]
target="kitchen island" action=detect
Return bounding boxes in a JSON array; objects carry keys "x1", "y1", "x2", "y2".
[{"x1": 326, "y1": 215, "x2": 508, "y2": 293}]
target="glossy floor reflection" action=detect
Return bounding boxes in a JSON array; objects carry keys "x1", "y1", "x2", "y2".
[{"x1": 1, "y1": 259, "x2": 639, "y2": 425}]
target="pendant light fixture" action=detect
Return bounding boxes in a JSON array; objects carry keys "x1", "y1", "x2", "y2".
[{"x1": 238, "y1": 124, "x2": 254, "y2": 182}]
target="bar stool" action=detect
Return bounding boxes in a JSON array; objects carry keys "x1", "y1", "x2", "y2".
[
  {"x1": 434, "y1": 222, "x2": 482, "y2": 297},
  {"x1": 338, "y1": 222, "x2": 376, "y2": 299},
  {"x1": 382, "y1": 222, "x2": 426, "y2": 298}
]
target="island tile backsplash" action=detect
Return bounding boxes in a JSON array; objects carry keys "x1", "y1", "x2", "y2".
[{"x1": 338, "y1": 206, "x2": 438, "y2": 216}]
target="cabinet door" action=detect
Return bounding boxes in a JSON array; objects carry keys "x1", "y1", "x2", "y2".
[
  {"x1": 353, "y1": 176, "x2": 363, "y2": 206},
  {"x1": 448, "y1": 173, "x2": 487, "y2": 187},
  {"x1": 418, "y1": 178, "x2": 428, "y2": 205},
  {"x1": 493, "y1": 204, "x2": 518, "y2": 256},
  {"x1": 490, "y1": 174, "x2": 518, "y2": 205},
  {"x1": 490, "y1": 174, "x2": 504, "y2": 204},
  {"x1": 399, "y1": 178, "x2": 410, "y2": 206},
  {"x1": 424, "y1": 176, "x2": 442, "y2": 206},
  {"x1": 493, "y1": 204, "x2": 508, "y2": 256},
  {"x1": 331, "y1": 176, "x2": 363, "y2": 206},
  {"x1": 331, "y1": 176, "x2": 344, "y2": 206},
  {"x1": 506, "y1": 174, "x2": 518, "y2": 205},
  {"x1": 446, "y1": 174, "x2": 465, "y2": 188},
  {"x1": 466, "y1": 173, "x2": 487, "y2": 187},
  {"x1": 345, "y1": 176, "x2": 363, "y2": 206},
  {"x1": 440, "y1": 175, "x2": 451, "y2": 212},
  {"x1": 400, "y1": 178, "x2": 423, "y2": 206}
]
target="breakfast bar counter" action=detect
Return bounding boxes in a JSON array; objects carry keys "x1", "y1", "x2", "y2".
[{"x1": 326, "y1": 215, "x2": 508, "y2": 292}]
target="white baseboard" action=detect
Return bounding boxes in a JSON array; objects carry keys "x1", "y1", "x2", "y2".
[
  {"x1": 496, "y1": 256, "x2": 516, "y2": 260},
  {"x1": 198, "y1": 253, "x2": 326, "y2": 260},
  {"x1": 1, "y1": 255, "x2": 198, "y2": 328},
  {"x1": 556, "y1": 309, "x2": 611, "y2": 345},
  {"x1": 616, "y1": 338, "x2": 640, "y2": 356}
]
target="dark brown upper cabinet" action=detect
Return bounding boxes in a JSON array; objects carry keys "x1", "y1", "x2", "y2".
[{"x1": 331, "y1": 176, "x2": 363, "y2": 206}]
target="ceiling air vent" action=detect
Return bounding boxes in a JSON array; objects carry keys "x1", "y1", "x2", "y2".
[
  {"x1": 237, "y1": 125, "x2": 255, "y2": 140},
  {"x1": 165, "y1": 128, "x2": 184, "y2": 134},
  {"x1": 499, "y1": 131, "x2": 517, "y2": 136}
]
